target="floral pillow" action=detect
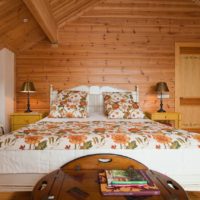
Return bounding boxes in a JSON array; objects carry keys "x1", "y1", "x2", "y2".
[
  {"x1": 103, "y1": 92, "x2": 133, "y2": 115},
  {"x1": 49, "y1": 90, "x2": 88, "y2": 118},
  {"x1": 103, "y1": 92, "x2": 144, "y2": 119},
  {"x1": 56, "y1": 90, "x2": 88, "y2": 103}
]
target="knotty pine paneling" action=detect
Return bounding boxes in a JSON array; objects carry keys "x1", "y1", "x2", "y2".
[{"x1": 16, "y1": 0, "x2": 200, "y2": 114}]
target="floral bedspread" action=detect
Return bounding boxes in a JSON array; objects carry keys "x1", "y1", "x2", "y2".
[{"x1": 0, "y1": 120, "x2": 200, "y2": 150}]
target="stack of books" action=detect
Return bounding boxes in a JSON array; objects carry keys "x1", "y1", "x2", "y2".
[{"x1": 99, "y1": 168, "x2": 160, "y2": 196}]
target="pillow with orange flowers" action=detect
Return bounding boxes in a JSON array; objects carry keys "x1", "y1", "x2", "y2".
[
  {"x1": 49, "y1": 90, "x2": 88, "y2": 118},
  {"x1": 103, "y1": 92, "x2": 144, "y2": 119}
]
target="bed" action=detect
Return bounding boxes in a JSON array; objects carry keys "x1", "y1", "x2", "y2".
[{"x1": 0, "y1": 85, "x2": 199, "y2": 191}]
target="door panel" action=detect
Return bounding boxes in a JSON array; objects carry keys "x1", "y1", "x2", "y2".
[{"x1": 178, "y1": 54, "x2": 200, "y2": 129}]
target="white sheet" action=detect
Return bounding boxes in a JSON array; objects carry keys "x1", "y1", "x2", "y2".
[
  {"x1": 0, "y1": 115, "x2": 200, "y2": 191},
  {"x1": 41, "y1": 112, "x2": 150, "y2": 122}
]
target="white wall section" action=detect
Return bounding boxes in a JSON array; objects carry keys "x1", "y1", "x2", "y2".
[{"x1": 0, "y1": 48, "x2": 14, "y2": 133}]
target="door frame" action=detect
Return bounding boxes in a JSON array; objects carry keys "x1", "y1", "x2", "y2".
[{"x1": 175, "y1": 42, "x2": 200, "y2": 113}]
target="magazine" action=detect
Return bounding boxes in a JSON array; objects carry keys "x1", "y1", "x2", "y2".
[
  {"x1": 105, "y1": 169, "x2": 148, "y2": 186},
  {"x1": 99, "y1": 170, "x2": 160, "y2": 196}
]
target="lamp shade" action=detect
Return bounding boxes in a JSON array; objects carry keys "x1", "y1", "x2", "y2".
[
  {"x1": 21, "y1": 81, "x2": 36, "y2": 93},
  {"x1": 155, "y1": 82, "x2": 169, "y2": 93}
]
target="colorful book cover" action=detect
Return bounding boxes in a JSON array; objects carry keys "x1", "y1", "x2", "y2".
[
  {"x1": 105, "y1": 169, "x2": 148, "y2": 185},
  {"x1": 99, "y1": 170, "x2": 160, "y2": 196}
]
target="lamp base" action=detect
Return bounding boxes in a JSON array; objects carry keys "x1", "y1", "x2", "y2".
[
  {"x1": 158, "y1": 96, "x2": 166, "y2": 112},
  {"x1": 25, "y1": 109, "x2": 32, "y2": 113},
  {"x1": 157, "y1": 108, "x2": 166, "y2": 112}
]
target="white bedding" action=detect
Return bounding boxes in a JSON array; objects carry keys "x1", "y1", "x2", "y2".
[
  {"x1": 41, "y1": 112, "x2": 149, "y2": 122},
  {"x1": 41, "y1": 112, "x2": 111, "y2": 122},
  {"x1": 0, "y1": 113, "x2": 200, "y2": 191}
]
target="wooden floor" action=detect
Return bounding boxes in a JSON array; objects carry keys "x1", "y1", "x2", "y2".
[
  {"x1": 0, "y1": 192, "x2": 31, "y2": 200},
  {"x1": 188, "y1": 191, "x2": 200, "y2": 200},
  {"x1": 0, "y1": 191, "x2": 199, "y2": 200}
]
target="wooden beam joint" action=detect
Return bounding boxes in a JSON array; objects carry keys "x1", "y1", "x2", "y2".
[{"x1": 23, "y1": 0, "x2": 58, "y2": 44}]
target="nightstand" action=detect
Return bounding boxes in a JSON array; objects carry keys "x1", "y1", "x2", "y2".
[
  {"x1": 10, "y1": 113, "x2": 42, "y2": 131},
  {"x1": 146, "y1": 112, "x2": 181, "y2": 129}
]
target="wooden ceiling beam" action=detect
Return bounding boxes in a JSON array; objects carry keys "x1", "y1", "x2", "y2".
[{"x1": 23, "y1": 0, "x2": 58, "y2": 44}]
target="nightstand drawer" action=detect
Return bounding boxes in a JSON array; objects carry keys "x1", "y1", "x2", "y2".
[
  {"x1": 10, "y1": 113, "x2": 42, "y2": 131},
  {"x1": 152, "y1": 113, "x2": 178, "y2": 120},
  {"x1": 146, "y1": 112, "x2": 181, "y2": 129},
  {"x1": 12, "y1": 115, "x2": 41, "y2": 125}
]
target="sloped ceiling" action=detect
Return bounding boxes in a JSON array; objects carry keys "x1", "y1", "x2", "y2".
[
  {"x1": 0, "y1": 0, "x2": 101, "y2": 52},
  {"x1": 1, "y1": 0, "x2": 200, "y2": 52},
  {"x1": 49, "y1": 0, "x2": 102, "y2": 25},
  {"x1": 0, "y1": 0, "x2": 45, "y2": 52}
]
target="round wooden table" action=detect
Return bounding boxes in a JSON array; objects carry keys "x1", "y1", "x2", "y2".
[{"x1": 32, "y1": 154, "x2": 189, "y2": 200}]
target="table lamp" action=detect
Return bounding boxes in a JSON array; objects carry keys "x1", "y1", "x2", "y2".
[
  {"x1": 21, "y1": 81, "x2": 36, "y2": 112},
  {"x1": 155, "y1": 82, "x2": 169, "y2": 112}
]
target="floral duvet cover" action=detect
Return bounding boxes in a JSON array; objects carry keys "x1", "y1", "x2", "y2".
[{"x1": 0, "y1": 120, "x2": 199, "y2": 150}]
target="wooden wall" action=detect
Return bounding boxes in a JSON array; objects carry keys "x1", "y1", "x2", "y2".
[{"x1": 15, "y1": 0, "x2": 200, "y2": 114}]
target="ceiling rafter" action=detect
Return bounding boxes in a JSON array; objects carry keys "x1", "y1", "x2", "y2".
[{"x1": 23, "y1": 0, "x2": 58, "y2": 44}]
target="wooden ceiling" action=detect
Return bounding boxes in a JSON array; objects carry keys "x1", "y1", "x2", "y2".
[
  {"x1": 1, "y1": 0, "x2": 200, "y2": 53},
  {"x1": 48, "y1": 0, "x2": 103, "y2": 25},
  {"x1": 0, "y1": 0, "x2": 45, "y2": 52},
  {"x1": 0, "y1": 0, "x2": 101, "y2": 52}
]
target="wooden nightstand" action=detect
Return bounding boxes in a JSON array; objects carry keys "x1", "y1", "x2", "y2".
[
  {"x1": 146, "y1": 112, "x2": 181, "y2": 129},
  {"x1": 10, "y1": 113, "x2": 42, "y2": 131}
]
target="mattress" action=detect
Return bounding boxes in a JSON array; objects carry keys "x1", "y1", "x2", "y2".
[{"x1": 0, "y1": 113, "x2": 200, "y2": 191}]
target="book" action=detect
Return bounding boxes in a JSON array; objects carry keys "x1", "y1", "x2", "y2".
[
  {"x1": 99, "y1": 170, "x2": 160, "y2": 196},
  {"x1": 105, "y1": 169, "x2": 148, "y2": 186}
]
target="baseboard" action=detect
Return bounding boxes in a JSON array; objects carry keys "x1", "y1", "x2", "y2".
[
  {"x1": 0, "y1": 173, "x2": 45, "y2": 192},
  {"x1": 0, "y1": 186, "x2": 33, "y2": 192},
  {"x1": 0, "y1": 173, "x2": 199, "y2": 192}
]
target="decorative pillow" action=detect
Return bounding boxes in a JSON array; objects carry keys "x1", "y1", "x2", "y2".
[
  {"x1": 49, "y1": 102, "x2": 88, "y2": 118},
  {"x1": 56, "y1": 90, "x2": 88, "y2": 103},
  {"x1": 103, "y1": 92, "x2": 133, "y2": 103},
  {"x1": 103, "y1": 92, "x2": 144, "y2": 119},
  {"x1": 103, "y1": 92, "x2": 133, "y2": 115},
  {"x1": 49, "y1": 90, "x2": 88, "y2": 118}
]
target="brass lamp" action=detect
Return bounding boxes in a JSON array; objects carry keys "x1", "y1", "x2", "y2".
[
  {"x1": 21, "y1": 81, "x2": 36, "y2": 112},
  {"x1": 155, "y1": 82, "x2": 169, "y2": 112}
]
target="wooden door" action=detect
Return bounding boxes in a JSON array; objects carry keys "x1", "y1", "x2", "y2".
[{"x1": 175, "y1": 43, "x2": 200, "y2": 131}]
